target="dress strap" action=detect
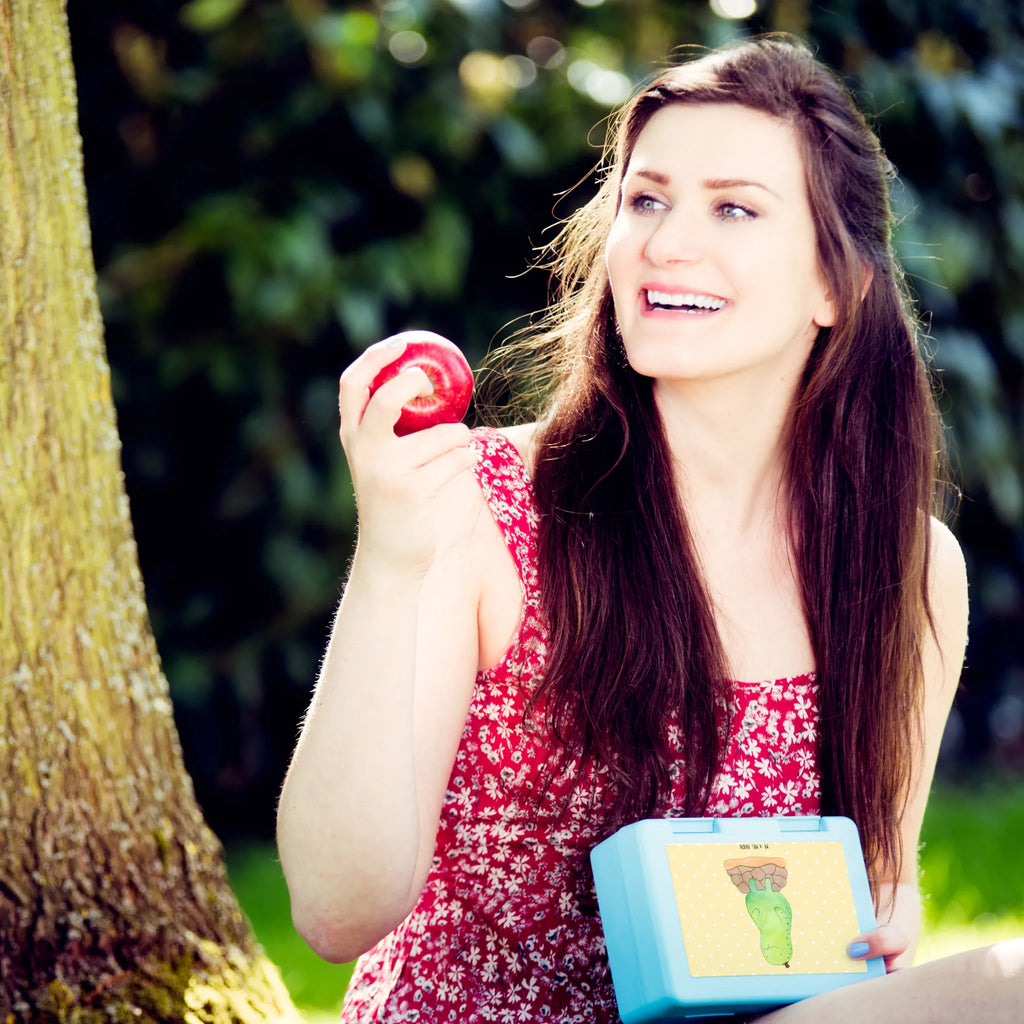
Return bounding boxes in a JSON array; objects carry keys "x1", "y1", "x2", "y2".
[{"x1": 470, "y1": 427, "x2": 540, "y2": 600}]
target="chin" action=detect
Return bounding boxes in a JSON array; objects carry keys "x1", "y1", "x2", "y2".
[{"x1": 625, "y1": 352, "x2": 706, "y2": 382}]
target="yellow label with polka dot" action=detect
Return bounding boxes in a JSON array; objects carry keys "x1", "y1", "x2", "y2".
[{"x1": 666, "y1": 841, "x2": 868, "y2": 977}]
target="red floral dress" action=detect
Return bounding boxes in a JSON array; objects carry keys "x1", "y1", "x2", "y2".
[{"x1": 340, "y1": 428, "x2": 821, "y2": 1023}]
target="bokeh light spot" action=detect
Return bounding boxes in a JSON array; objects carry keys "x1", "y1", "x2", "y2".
[
  {"x1": 526, "y1": 35, "x2": 565, "y2": 69},
  {"x1": 502, "y1": 55, "x2": 538, "y2": 89},
  {"x1": 567, "y1": 60, "x2": 632, "y2": 106},
  {"x1": 389, "y1": 30, "x2": 428, "y2": 65},
  {"x1": 710, "y1": 0, "x2": 757, "y2": 19},
  {"x1": 460, "y1": 51, "x2": 514, "y2": 110}
]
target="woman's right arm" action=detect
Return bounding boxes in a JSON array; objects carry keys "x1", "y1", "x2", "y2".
[{"x1": 275, "y1": 338, "x2": 486, "y2": 964}]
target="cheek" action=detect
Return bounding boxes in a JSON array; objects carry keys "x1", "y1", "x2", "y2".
[
  {"x1": 752, "y1": 242, "x2": 818, "y2": 307},
  {"x1": 604, "y1": 219, "x2": 634, "y2": 294},
  {"x1": 603, "y1": 223, "x2": 621, "y2": 271}
]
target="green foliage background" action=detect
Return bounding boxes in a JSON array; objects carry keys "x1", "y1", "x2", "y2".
[{"x1": 67, "y1": 0, "x2": 1024, "y2": 840}]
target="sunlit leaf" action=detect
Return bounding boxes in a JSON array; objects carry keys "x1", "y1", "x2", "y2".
[{"x1": 179, "y1": 0, "x2": 250, "y2": 33}]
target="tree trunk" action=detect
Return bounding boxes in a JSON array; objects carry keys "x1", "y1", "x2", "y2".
[{"x1": 0, "y1": 2, "x2": 301, "y2": 1020}]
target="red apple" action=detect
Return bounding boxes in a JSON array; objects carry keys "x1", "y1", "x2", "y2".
[{"x1": 369, "y1": 330, "x2": 474, "y2": 436}]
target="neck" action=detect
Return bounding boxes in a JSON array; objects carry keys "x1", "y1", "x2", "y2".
[{"x1": 653, "y1": 374, "x2": 797, "y2": 535}]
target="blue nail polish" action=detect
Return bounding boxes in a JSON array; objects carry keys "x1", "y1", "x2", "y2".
[{"x1": 848, "y1": 941, "x2": 870, "y2": 959}]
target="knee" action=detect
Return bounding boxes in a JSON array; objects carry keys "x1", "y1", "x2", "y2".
[{"x1": 986, "y1": 939, "x2": 1024, "y2": 979}]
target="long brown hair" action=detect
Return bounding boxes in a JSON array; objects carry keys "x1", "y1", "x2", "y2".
[{"x1": 487, "y1": 36, "x2": 945, "y2": 888}]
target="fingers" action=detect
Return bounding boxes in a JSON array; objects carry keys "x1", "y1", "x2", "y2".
[
  {"x1": 346, "y1": 422, "x2": 477, "y2": 575},
  {"x1": 356, "y1": 421, "x2": 475, "y2": 498},
  {"x1": 399, "y1": 427, "x2": 478, "y2": 501},
  {"x1": 338, "y1": 337, "x2": 418, "y2": 442},
  {"x1": 359, "y1": 367, "x2": 433, "y2": 438},
  {"x1": 849, "y1": 923, "x2": 911, "y2": 972}
]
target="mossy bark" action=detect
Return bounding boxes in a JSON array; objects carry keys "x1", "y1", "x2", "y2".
[{"x1": 0, "y1": 2, "x2": 301, "y2": 1020}]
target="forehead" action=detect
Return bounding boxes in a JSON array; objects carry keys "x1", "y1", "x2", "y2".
[{"x1": 625, "y1": 103, "x2": 806, "y2": 190}]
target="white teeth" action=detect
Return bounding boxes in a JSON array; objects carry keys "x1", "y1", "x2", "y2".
[{"x1": 646, "y1": 289, "x2": 726, "y2": 311}]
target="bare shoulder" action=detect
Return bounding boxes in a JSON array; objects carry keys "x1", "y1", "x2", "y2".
[
  {"x1": 431, "y1": 422, "x2": 539, "y2": 542},
  {"x1": 928, "y1": 515, "x2": 966, "y2": 572},
  {"x1": 465, "y1": 422, "x2": 541, "y2": 669},
  {"x1": 431, "y1": 441, "x2": 496, "y2": 554},
  {"x1": 924, "y1": 516, "x2": 969, "y2": 697},
  {"x1": 416, "y1": 440, "x2": 513, "y2": 661},
  {"x1": 492, "y1": 421, "x2": 541, "y2": 475},
  {"x1": 927, "y1": 517, "x2": 968, "y2": 629}
]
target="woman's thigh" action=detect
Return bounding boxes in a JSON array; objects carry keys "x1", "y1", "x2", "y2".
[{"x1": 752, "y1": 941, "x2": 1024, "y2": 1024}]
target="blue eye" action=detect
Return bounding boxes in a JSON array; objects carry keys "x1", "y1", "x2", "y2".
[
  {"x1": 718, "y1": 202, "x2": 755, "y2": 220},
  {"x1": 628, "y1": 193, "x2": 665, "y2": 215}
]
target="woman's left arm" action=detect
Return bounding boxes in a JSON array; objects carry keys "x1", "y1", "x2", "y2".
[{"x1": 850, "y1": 518, "x2": 969, "y2": 971}]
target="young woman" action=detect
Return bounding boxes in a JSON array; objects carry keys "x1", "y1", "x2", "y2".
[{"x1": 276, "y1": 36, "x2": 1023, "y2": 1023}]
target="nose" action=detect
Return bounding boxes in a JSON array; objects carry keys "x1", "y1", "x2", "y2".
[{"x1": 643, "y1": 205, "x2": 703, "y2": 266}]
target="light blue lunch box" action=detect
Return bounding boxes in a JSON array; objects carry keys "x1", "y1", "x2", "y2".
[{"x1": 590, "y1": 816, "x2": 886, "y2": 1021}]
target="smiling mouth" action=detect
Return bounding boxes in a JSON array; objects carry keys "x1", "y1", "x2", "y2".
[{"x1": 645, "y1": 289, "x2": 727, "y2": 313}]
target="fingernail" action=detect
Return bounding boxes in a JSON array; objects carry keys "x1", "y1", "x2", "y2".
[{"x1": 848, "y1": 941, "x2": 870, "y2": 959}]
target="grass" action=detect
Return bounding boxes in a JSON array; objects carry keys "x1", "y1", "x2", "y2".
[
  {"x1": 226, "y1": 778, "x2": 1024, "y2": 1019},
  {"x1": 915, "y1": 778, "x2": 1024, "y2": 961},
  {"x1": 224, "y1": 844, "x2": 352, "y2": 1019}
]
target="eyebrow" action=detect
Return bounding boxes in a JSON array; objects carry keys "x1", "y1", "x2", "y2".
[{"x1": 630, "y1": 169, "x2": 782, "y2": 200}]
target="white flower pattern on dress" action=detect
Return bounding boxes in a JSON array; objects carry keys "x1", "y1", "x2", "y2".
[{"x1": 340, "y1": 428, "x2": 822, "y2": 1023}]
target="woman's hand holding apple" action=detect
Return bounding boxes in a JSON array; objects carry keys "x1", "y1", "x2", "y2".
[{"x1": 338, "y1": 332, "x2": 477, "y2": 578}]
